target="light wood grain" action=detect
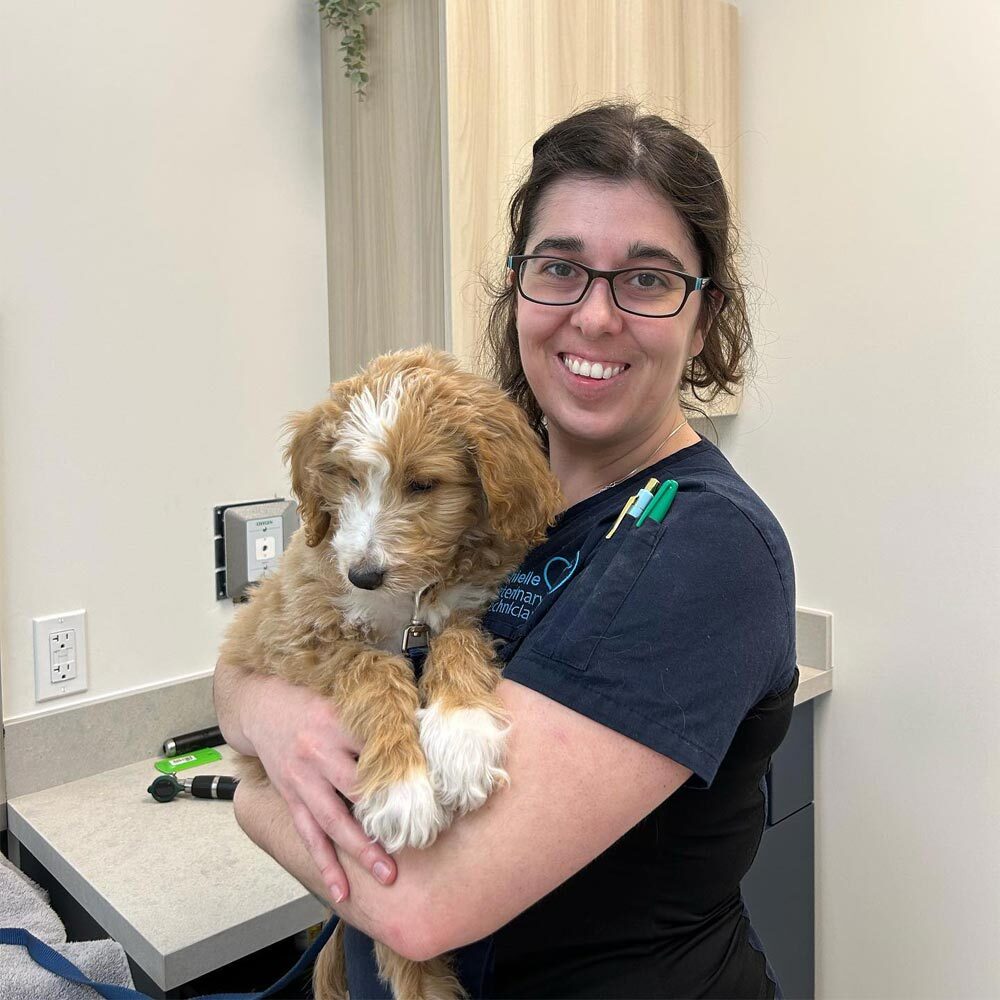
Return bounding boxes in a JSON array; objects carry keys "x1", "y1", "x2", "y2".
[{"x1": 321, "y1": 1, "x2": 448, "y2": 381}]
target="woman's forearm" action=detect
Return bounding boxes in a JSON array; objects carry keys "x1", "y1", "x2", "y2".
[
  {"x1": 235, "y1": 678, "x2": 693, "y2": 963},
  {"x1": 213, "y1": 657, "x2": 267, "y2": 754}
]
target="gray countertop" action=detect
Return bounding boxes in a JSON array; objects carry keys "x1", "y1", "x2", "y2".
[
  {"x1": 7, "y1": 744, "x2": 327, "y2": 991},
  {"x1": 794, "y1": 664, "x2": 831, "y2": 704}
]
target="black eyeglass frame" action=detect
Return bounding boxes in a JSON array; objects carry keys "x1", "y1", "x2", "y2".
[{"x1": 507, "y1": 254, "x2": 712, "y2": 319}]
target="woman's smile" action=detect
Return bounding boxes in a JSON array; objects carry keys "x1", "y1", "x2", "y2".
[{"x1": 558, "y1": 351, "x2": 631, "y2": 381}]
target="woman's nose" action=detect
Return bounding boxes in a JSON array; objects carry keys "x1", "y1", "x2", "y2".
[{"x1": 571, "y1": 277, "x2": 624, "y2": 336}]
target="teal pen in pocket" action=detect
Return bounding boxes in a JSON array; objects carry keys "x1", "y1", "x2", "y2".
[
  {"x1": 635, "y1": 479, "x2": 678, "y2": 526},
  {"x1": 627, "y1": 478, "x2": 660, "y2": 520}
]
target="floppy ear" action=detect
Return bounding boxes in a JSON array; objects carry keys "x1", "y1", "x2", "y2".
[
  {"x1": 282, "y1": 398, "x2": 341, "y2": 548},
  {"x1": 460, "y1": 392, "x2": 563, "y2": 549}
]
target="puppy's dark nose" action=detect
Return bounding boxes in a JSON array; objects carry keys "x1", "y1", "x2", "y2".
[{"x1": 348, "y1": 564, "x2": 386, "y2": 590}]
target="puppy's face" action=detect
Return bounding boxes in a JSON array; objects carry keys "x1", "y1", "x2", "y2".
[
  {"x1": 325, "y1": 376, "x2": 485, "y2": 595},
  {"x1": 285, "y1": 349, "x2": 562, "y2": 599}
]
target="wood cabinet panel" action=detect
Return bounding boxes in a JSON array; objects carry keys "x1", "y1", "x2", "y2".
[{"x1": 321, "y1": 1, "x2": 448, "y2": 380}]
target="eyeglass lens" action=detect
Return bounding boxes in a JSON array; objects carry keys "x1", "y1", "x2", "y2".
[{"x1": 518, "y1": 257, "x2": 688, "y2": 316}]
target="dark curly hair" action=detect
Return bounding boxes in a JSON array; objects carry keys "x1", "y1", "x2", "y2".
[{"x1": 478, "y1": 100, "x2": 753, "y2": 443}]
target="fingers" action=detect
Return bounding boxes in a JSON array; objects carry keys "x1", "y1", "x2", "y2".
[
  {"x1": 244, "y1": 684, "x2": 395, "y2": 888},
  {"x1": 288, "y1": 800, "x2": 350, "y2": 904},
  {"x1": 296, "y1": 781, "x2": 398, "y2": 889},
  {"x1": 233, "y1": 777, "x2": 355, "y2": 902}
]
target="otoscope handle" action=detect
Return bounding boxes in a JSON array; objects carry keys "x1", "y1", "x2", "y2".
[
  {"x1": 189, "y1": 775, "x2": 240, "y2": 800},
  {"x1": 162, "y1": 726, "x2": 224, "y2": 756}
]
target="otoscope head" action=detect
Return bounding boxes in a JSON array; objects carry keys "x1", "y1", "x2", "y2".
[{"x1": 148, "y1": 774, "x2": 183, "y2": 803}]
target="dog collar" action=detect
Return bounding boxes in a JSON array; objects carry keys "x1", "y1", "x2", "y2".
[{"x1": 401, "y1": 584, "x2": 432, "y2": 679}]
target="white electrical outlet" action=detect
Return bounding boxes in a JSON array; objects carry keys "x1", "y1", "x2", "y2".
[{"x1": 33, "y1": 609, "x2": 89, "y2": 702}]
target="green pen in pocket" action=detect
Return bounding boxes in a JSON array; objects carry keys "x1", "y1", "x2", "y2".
[{"x1": 635, "y1": 479, "x2": 678, "y2": 527}]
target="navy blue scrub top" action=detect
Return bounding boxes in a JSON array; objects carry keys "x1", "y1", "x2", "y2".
[{"x1": 344, "y1": 435, "x2": 797, "y2": 999}]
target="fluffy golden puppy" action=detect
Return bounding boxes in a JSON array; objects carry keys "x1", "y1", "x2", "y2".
[{"x1": 221, "y1": 346, "x2": 562, "y2": 999}]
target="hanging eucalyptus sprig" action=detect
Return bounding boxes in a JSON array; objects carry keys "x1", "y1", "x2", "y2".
[{"x1": 318, "y1": 0, "x2": 382, "y2": 101}]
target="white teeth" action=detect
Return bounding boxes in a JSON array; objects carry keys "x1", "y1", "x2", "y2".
[{"x1": 562, "y1": 354, "x2": 624, "y2": 381}]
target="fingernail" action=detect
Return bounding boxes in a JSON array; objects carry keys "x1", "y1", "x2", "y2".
[
  {"x1": 330, "y1": 884, "x2": 346, "y2": 904},
  {"x1": 373, "y1": 861, "x2": 392, "y2": 884}
]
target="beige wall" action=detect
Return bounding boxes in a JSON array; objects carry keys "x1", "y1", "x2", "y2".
[
  {"x1": 728, "y1": 1, "x2": 999, "y2": 995},
  {"x1": 0, "y1": 3, "x2": 330, "y2": 719}
]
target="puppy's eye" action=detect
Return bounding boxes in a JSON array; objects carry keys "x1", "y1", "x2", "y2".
[
  {"x1": 348, "y1": 475, "x2": 360, "y2": 488},
  {"x1": 408, "y1": 480, "x2": 436, "y2": 493}
]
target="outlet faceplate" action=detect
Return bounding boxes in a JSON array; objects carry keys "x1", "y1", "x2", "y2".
[{"x1": 33, "y1": 609, "x2": 89, "y2": 702}]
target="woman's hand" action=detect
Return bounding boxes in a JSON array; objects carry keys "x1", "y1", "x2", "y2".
[{"x1": 214, "y1": 659, "x2": 396, "y2": 902}]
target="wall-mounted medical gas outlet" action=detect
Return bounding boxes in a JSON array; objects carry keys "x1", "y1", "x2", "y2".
[
  {"x1": 213, "y1": 499, "x2": 299, "y2": 602},
  {"x1": 33, "y1": 609, "x2": 89, "y2": 702}
]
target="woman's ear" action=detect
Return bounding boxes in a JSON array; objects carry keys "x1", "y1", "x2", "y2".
[
  {"x1": 702, "y1": 287, "x2": 725, "y2": 332},
  {"x1": 282, "y1": 398, "x2": 341, "y2": 548},
  {"x1": 690, "y1": 327, "x2": 706, "y2": 360},
  {"x1": 692, "y1": 287, "x2": 724, "y2": 358}
]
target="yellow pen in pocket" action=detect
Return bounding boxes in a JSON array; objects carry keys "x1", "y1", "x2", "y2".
[{"x1": 605, "y1": 495, "x2": 638, "y2": 539}]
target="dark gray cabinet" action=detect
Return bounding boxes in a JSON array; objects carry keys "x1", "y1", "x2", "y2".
[{"x1": 742, "y1": 700, "x2": 815, "y2": 1000}]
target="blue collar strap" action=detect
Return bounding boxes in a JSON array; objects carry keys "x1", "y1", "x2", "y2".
[
  {"x1": 0, "y1": 913, "x2": 339, "y2": 999},
  {"x1": 404, "y1": 642, "x2": 428, "y2": 680}
]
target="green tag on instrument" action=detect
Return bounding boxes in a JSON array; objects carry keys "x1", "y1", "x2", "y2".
[{"x1": 154, "y1": 747, "x2": 222, "y2": 774}]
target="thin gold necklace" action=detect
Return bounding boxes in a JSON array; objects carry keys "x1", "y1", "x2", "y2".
[{"x1": 594, "y1": 417, "x2": 689, "y2": 496}]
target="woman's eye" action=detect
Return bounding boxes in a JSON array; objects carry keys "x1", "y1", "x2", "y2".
[
  {"x1": 631, "y1": 271, "x2": 667, "y2": 289},
  {"x1": 408, "y1": 480, "x2": 435, "y2": 493},
  {"x1": 543, "y1": 261, "x2": 576, "y2": 279}
]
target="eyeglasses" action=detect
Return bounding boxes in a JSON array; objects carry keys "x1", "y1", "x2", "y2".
[{"x1": 508, "y1": 254, "x2": 711, "y2": 318}]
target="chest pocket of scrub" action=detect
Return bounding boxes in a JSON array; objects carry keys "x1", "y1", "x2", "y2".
[{"x1": 527, "y1": 521, "x2": 663, "y2": 672}]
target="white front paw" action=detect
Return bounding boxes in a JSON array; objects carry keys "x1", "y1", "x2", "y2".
[
  {"x1": 419, "y1": 704, "x2": 509, "y2": 816},
  {"x1": 354, "y1": 772, "x2": 447, "y2": 853}
]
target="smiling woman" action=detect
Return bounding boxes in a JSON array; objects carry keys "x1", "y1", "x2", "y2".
[
  {"x1": 482, "y1": 105, "x2": 753, "y2": 510},
  {"x1": 503, "y1": 175, "x2": 708, "y2": 508},
  {"x1": 216, "y1": 101, "x2": 795, "y2": 1000}
]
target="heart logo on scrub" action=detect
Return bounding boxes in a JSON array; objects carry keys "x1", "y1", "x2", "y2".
[{"x1": 543, "y1": 551, "x2": 580, "y2": 594}]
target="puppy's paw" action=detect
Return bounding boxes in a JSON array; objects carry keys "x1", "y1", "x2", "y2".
[
  {"x1": 419, "y1": 703, "x2": 509, "y2": 816},
  {"x1": 354, "y1": 771, "x2": 448, "y2": 854}
]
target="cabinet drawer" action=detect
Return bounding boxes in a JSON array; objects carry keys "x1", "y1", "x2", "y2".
[
  {"x1": 742, "y1": 802, "x2": 814, "y2": 1000},
  {"x1": 766, "y1": 698, "x2": 813, "y2": 826}
]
